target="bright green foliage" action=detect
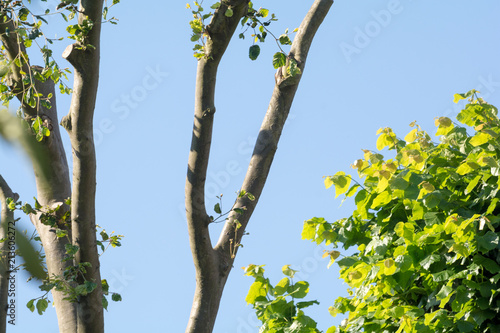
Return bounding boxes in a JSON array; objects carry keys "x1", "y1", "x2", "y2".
[
  {"x1": 303, "y1": 91, "x2": 500, "y2": 332},
  {"x1": 187, "y1": 1, "x2": 277, "y2": 60},
  {"x1": 0, "y1": 0, "x2": 119, "y2": 137},
  {"x1": 243, "y1": 264, "x2": 321, "y2": 332},
  {"x1": 0, "y1": 1, "x2": 73, "y2": 108},
  {"x1": 187, "y1": 1, "x2": 300, "y2": 79}
]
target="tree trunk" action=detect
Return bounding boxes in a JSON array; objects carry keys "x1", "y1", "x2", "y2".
[
  {"x1": 185, "y1": 1, "x2": 333, "y2": 332},
  {"x1": 1, "y1": 0, "x2": 106, "y2": 330},
  {"x1": 60, "y1": 0, "x2": 105, "y2": 331},
  {"x1": 0, "y1": 11, "x2": 78, "y2": 332}
]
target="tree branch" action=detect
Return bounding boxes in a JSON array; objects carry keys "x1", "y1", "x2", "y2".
[
  {"x1": 215, "y1": 0, "x2": 333, "y2": 267},
  {"x1": 185, "y1": 0, "x2": 333, "y2": 332},
  {"x1": 0, "y1": 13, "x2": 31, "y2": 108},
  {"x1": 0, "y1": 8, "x2": 79, "y2": 332},
  {"x1": 185, "y1": 1, "x2": 250, "y2": 332},
  {"x1": 60, "y1": 0, "x2": 105, "y2": 331}
]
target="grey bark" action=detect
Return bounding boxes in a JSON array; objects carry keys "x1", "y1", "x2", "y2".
[
  {"x1": 185, "y1": 1, "x2": 333, "y2": 332},
  {"x1": 60, "y1": 0, "x2": 105, "y2": 332},
  {"x1": 1, "y1": 0, "x2": 106, "y2": 330}
]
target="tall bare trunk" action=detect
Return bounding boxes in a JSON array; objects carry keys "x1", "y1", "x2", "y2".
[
  {"x1": 60, "y1": 0, "x2": 105, "y2": 331},
  {"x1": 0, "y1": 11, "x2": 77, "y2": 332},
  {"x1": 185, "y1": 1, "x2": 334, "y2": 332}
]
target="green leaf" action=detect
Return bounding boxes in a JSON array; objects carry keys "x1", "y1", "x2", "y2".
[
  {"x1": 258, "y1": 8, "x2": 269, "y2": 17},
  {"x1": 395, "y1": 222, "x2": 415, "y2": 241},
  {"x1": 436, "y1": 285, "x2": 453, "y2": 300},
  {"x1": 477, "y1": 231, "x2": 499, "y2": 253},
  {"x1": 214, "y1": 203, "x2": 221, "y2": 214},
  {"x1": 290, "y1": 281, "x2": 309, "y2": 299},
  {"x1": 84, "y1": 281, "x2": 97, "y2": 293},
  {"x1": 111, "y1": 293, "x2": 122, "y2": 302},
  {"x1": 100, "y1": 230, "x2": 109, "y2": 241},
  {"x1": 473, "y1": 254, "x2": 500, "y2": 273},
  {"x1": 65, "y1": 244, "x2": 79, "y2": 256},
  {"x1": 36, "y1": 299, "x2": 48, "y2": 315},
  {"x1": 27, "y1": 299, "x2": 35, "y2": 312},
  {"x1": 296, "y1": 300, "x2": 319, "y2": 309},
  {"x1": 101, "y1": 279, "x2": 109, "y2": 294},
  {"x1": 420, "y1": 254, "x2": 440, "y2": 270},
  {"x1": 383, "y1": 258, "x2": 397, "y2": 275},
  {"x1": 273, "y1": 277, "x2": 289, "y2": 296},
  {"x1": 371, "y1": 191, "x2": 391, "y2": 209},
  {"x1": 457, "y1": 320, "x2": 475, "y2": 332},
  {"x1": 249, "y1": 45, "x2": 260, "y2": 60},
  {"x1": 273, "y1": 52, "x2": 286, "y2": 69},
  {"x1": 469, "y1": 132, "x2": 491, "y2": 146},
  {"x1": 278, "y1": 34, "x2": 292, "y2": 45},
  {"x1": 34, "y1": 197, "x2": 42, "y2": 209},
  {"x1": 282, "y1": 265, "x2": 297, "y2": 278},
  {"x1": 225, "y1": 8, "x2": 233, "y2": 17},
  {"x1": 245, "y1": 280, "x2": 268, "y2": 304},
  {"x1": 390, "y1": 176, "x2": 409, "y2": 190},
  {"x1": 453, "y1": 90, "x2": 475, "y2": 103},
  {"x1": 287, "y1": 58, "x2": 301, "y2": 77},
  {"x1": 486, "y1": 198, "x2": 499, "y2": 215},
  {"x1": 328, "y1": 171, "x2": 351, "y2": 198},
  {"x1": 465, "y1": 175, "x2": 481, "y2": 194},
  {"x1": 102, "y1": 296, "x2": 109, "y2": 311}
]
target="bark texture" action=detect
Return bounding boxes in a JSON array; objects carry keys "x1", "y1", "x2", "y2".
[
  {"x1": 60, "y1": 0, "x2": 105, "y2": 332},
  {"x1": 1, "y1": 0, "x2": 105, "y2": 330},
  {"x1": 185, "y1": 1, "x2": 333, "y2": 332}
]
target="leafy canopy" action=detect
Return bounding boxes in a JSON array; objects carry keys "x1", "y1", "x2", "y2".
[{"x1": 302, "y1": 90, "x2": 500, "y2": 333}]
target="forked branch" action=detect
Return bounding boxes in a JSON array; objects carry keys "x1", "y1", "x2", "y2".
[{"x1": 185, "y1": 1, "x2": 333, "y2": 332}]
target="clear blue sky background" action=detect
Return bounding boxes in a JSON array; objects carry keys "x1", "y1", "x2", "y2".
[{"x1": 1, "y1": 0, "x2": 499, "y2": 332}]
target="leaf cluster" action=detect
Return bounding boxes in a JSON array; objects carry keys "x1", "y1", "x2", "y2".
[
  {"x1": 243, "y1": 264, "x2": 321, "y2": 332},
  {"x1": 186, "y1": 1, "x2": 300, "y2": 78},
  {"x1": 303, "y1": 91, "x2": 500, "y2": 332}
]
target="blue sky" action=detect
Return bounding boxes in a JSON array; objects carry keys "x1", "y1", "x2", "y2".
[{"x1": 1, "y1": 0, "x2": 500, "y2": 332}]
